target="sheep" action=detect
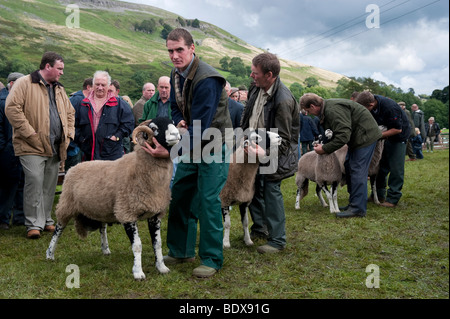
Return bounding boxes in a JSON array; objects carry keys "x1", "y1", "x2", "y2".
[
  {"x1": 46, "y1": 117, "x2": 181, "y2": 280},
  {"x1": 220, "y1": 129, "x2": 282, "y2": 248},
  {"x1": 368, "y1": 126, "x2": 387, "y2": 205},
  {"x1": 294, "y1": 143, "x2": 348, "y2": 213}
]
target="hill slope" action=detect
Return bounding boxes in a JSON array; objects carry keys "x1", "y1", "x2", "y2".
[{"x1": 0, "y1": 0, "x2": 345, "y2": 99}]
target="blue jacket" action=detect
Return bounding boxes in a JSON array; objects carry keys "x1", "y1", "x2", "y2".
[
  {"x1": 299, "y1": 113, "x2": 319, "y2": 142},
  {"x1": 76, "y1": 96, "x2": 134, "y2": 161},
  {"x1": 228, "y1": 98, "x2": 243, "y2": 129},
  {"x1": 0, "y1": 88, "x2": 22, "y2": 181},
  {"x1": 68, "y1": 90, "x2": 85, "y2": 157}
]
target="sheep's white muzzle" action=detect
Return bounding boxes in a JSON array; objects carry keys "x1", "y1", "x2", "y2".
[{"x1": 166, "y1": 124, "x2": 181, "y2": 146}]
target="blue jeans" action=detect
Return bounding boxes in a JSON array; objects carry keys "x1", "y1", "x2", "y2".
[{"x1": 344, "y1": 142, "x2": 377, "y2": 214}]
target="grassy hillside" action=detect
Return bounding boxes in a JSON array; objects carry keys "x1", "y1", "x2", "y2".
[{"x1": 0, "y1": 0, "x2": 345, "y2": 100}]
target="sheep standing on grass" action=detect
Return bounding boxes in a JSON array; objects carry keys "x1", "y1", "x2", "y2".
[
  {"x1": 295, "y1": 142, "x2": 348, "y2": 213},
  {"x1": 299, "y1": 93, "x2": 382, "y2": 218},
  {"x1": 46, "y1": 117, "x2": 181, "y2": 280},
  {"x1": 220, "y1": 130, "x2": 281, "y2": 248}
]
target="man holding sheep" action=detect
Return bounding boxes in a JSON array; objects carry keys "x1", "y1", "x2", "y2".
[
  {"x1": 300, "y1": 93, "x2": 382, "y2": 218},
  {"x1": 158, "y1": 28, "x2": 232, "y2": 278},
  {"x1": 240, "y1": 52, "x2": 299, "y2": 253}
]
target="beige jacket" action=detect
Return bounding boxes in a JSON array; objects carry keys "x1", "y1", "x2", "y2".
[{"x1": 5, "y1": 70, "x2": 75, "y2": 161}]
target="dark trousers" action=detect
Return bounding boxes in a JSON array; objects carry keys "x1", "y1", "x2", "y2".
[
  {"x1": 376, "y1": 140, "x2": 407, "y2": 205},
  {"x1": 344, "y1": 142, "x2": 377, "y2": 214},
  {"x1": 249, "y1": 174, "x2": 286, "y2": 249}
]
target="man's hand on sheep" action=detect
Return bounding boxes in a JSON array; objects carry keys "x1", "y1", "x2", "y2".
[
  {"x1": 244, "y1": 142, "x2": 266, "y2": 158},
  {"x1": 314, "y1": 143, "x2": 326, "y2": 155},
  {"x1": 142, "y1": 137, "x2": 170, "y2": 158}
]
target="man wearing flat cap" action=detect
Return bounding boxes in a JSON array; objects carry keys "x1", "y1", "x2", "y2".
[
  {"x1": 0, "y1": 72, "x2": 25, "y2": 230},
  {"x1": 5, "y1": 52, "x2": 75, "y2": 239}
]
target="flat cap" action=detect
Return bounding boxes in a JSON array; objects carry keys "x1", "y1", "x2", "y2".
[{"x1": 7, "y1": 72, "x2": 25, "y2": 83}]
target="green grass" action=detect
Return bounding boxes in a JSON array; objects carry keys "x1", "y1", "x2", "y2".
[{"x1": 0, "y1": 150, "x2": 448, "y2": 299}]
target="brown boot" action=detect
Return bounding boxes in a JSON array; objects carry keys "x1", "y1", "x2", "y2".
[{"x1": 27, "y1": 229, "x2": 41, "y2": 239}]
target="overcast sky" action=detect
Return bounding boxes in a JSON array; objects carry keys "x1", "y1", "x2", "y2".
[{"x1": 123, "y1": 0, "x2": 449, "y2": 95}]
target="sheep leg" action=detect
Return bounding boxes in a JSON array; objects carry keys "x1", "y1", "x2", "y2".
[
  {"x1": 222, "y1": 207, "x2": 231, "y2": 248},
  {"x1": 124, "y1": 222, "x2": 146, "y2": 280},
  {"x1": 370, "y1": 175, "x2": 380, "y2": 205},
  {"x1": 316, "y1": 184, "x2": 329, "y2": 208},
  {"x1": 240, "y1": 204, "x2": 253, "y2": 246},
  {"x1": 100, "y1": 223, "x2": 111, "y2": 255},
  {"x1": 46, "y1": 223, "x2": 65, "y2": 260},
  {"x1": 295, "y1": 189, "x2": 300, "y2": 210},
  {"x1": 321, "y1": 184, "x2": 336, "y2": 213},
  {"x1": 148, "y1": 214, "x2": 170, "y2": 274},
  {"x1": 331, "y1": 182, "x2": 340, "y2": 213}
]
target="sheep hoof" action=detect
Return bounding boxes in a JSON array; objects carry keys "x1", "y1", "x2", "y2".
[
  {"x1": 294, "y1": 204, "x2": 300, "y2": 210},
  {"x1": 133, "y1": 271, "x2": 146, "y2": 281},
  {"x1": 223, "y1": 242, "x2": 231, "y2": 249},
  {"x1": 157, "y1": 265, "x2": 170, "y2": 274},
  {"x1": 102, "y1": 249, "x2": 111, "y2": 255},
  {"x1": 245, "y1": 240, "x2": 254, "y2": 246}
]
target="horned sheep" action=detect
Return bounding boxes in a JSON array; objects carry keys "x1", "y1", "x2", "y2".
[
  {"x1": 220, "y1": 129, "x2": 281, "y2": 248},
  {"x1": 46, "y1": 117, "x2": 181, "y2": 280}
]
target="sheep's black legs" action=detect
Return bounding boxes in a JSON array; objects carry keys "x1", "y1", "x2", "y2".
[
  {"x1": 124, "y1": 222, "x2": 146, "y2": 280},
  {"x1": 148, "y1": 214, "x2": 170, "y2": 274},
  {"x1": 239, "y1": 204, "x2": 253, "y2": 246},
  {"x1": 46, "y1": 223, "x2": 65, "y2": 260}
]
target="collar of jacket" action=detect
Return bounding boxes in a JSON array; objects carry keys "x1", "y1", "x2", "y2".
[
  {"x1": 248, "y1": 76, "x2": 281, "y2": 103},
  {"x1": 80, "y1": 96, "x2": 119, "y2": 108},
  {"x1": 30, "y1": 70, "x2": 64, "y2": 88}
]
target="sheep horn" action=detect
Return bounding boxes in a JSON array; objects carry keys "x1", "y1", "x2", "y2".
[{"x1": 132, "y1": 125, "x2": 154, "y2": 146}]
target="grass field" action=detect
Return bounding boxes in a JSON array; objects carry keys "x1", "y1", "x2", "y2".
[{"x1": 0, "y1": 150, "x2": 448, "y2": 301}]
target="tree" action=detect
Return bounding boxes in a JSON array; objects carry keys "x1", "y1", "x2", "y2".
[
  {"x1": 220, "y1": 56, "x2": 230, "y2": 71},
  {"x1": 289, "y1": 82, "x2": 303, "y2": 101},
  {"x1": 177, "y1": 16, "x2": 186, "y2": 27},
  {"x1": 424, "y1": 99, "x2": 449, "y2": 128},
  {"x1": 191, "y1": 18, "x2": 200, "y2": 28},
  {"x1": 304, "y1": 76, "x2": 319, "y2": 88},
  {"x1": 160, "y1": 24, "x2": 173, "y2": 40}
]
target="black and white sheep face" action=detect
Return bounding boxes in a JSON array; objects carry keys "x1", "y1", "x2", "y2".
[
  {"x1": 149, "y1": 121, "x2": 181, "y2": 148},
  {"x1": 244, "y1": 130, "x2": 282, "y2": 149}
]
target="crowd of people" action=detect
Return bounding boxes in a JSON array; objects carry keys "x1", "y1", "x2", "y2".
[{"x1": 0, "y1": 28, "x2": 444, "y2": 278}]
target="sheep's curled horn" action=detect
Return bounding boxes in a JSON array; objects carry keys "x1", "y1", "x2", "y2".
[{"x1": 132, "y1": 120, "x2": 155, "y2": 147}]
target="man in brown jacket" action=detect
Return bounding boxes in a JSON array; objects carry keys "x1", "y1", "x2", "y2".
[{"x1": 5, "y1": 52, "x2": 75, "y2": 239}]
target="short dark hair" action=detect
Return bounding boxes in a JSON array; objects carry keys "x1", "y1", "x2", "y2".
[
  {"x1": 299, "y1": 93, "x2": 323, "y2": 110},
  {"x1": 39, "y1": 52, "x2": 64, "y2": 70},
  {"x1": 166, "y1": 28, "x2": 194, "y2": 47},
  {"x1": 252, "y1": 52, "x2": 280, "y2": 78},
  {"x1": 354, "y1": 91, "x2": 375, "y2": 108},
  {"x1": 111, "y1": 80, "x2": 120, "y2": 90},
  {"x1": 83, "y1": 78, "x2": 93, "y2": 90}
]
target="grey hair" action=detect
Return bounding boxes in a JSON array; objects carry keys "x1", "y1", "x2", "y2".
[{"x1": 93, "y1": 71, "x2": 111, "y2": 86}]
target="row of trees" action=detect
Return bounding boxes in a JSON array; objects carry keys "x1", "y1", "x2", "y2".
[{"x1": 134, "y1": 17, "x2": 201, "y2": 40}]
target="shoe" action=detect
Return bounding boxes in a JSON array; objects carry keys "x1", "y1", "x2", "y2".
[
  {"x1": 339, "y1": 205, "x2": 350, "y2": 211},
  {"x1": 379, "y1": 201, "x2": 397, "y2": 208},
  {"x1": 44, "y1": 225, "x2": 55, "y2": 232},
  {"x1": 256, "y1": 244, "x2": 283, "y2": 254},
  {"x1": 0, "y1": 223, "x2": 9, "y2": 230},
  {"x1": 27, "y1": 229, "x2": 41, "y2": 239},
  {"x1": 250, "y1": 231, "x2": 268, "y2": 241},
  {"x1": 193, "y1": 265, "x2": 217, "y2": 278},
  {"x1": 163, "y1": 255, "x2": 195, "y2": 265},
  {"x1": 336, "y1": 209, "x2": 365, "y2": 218}
]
